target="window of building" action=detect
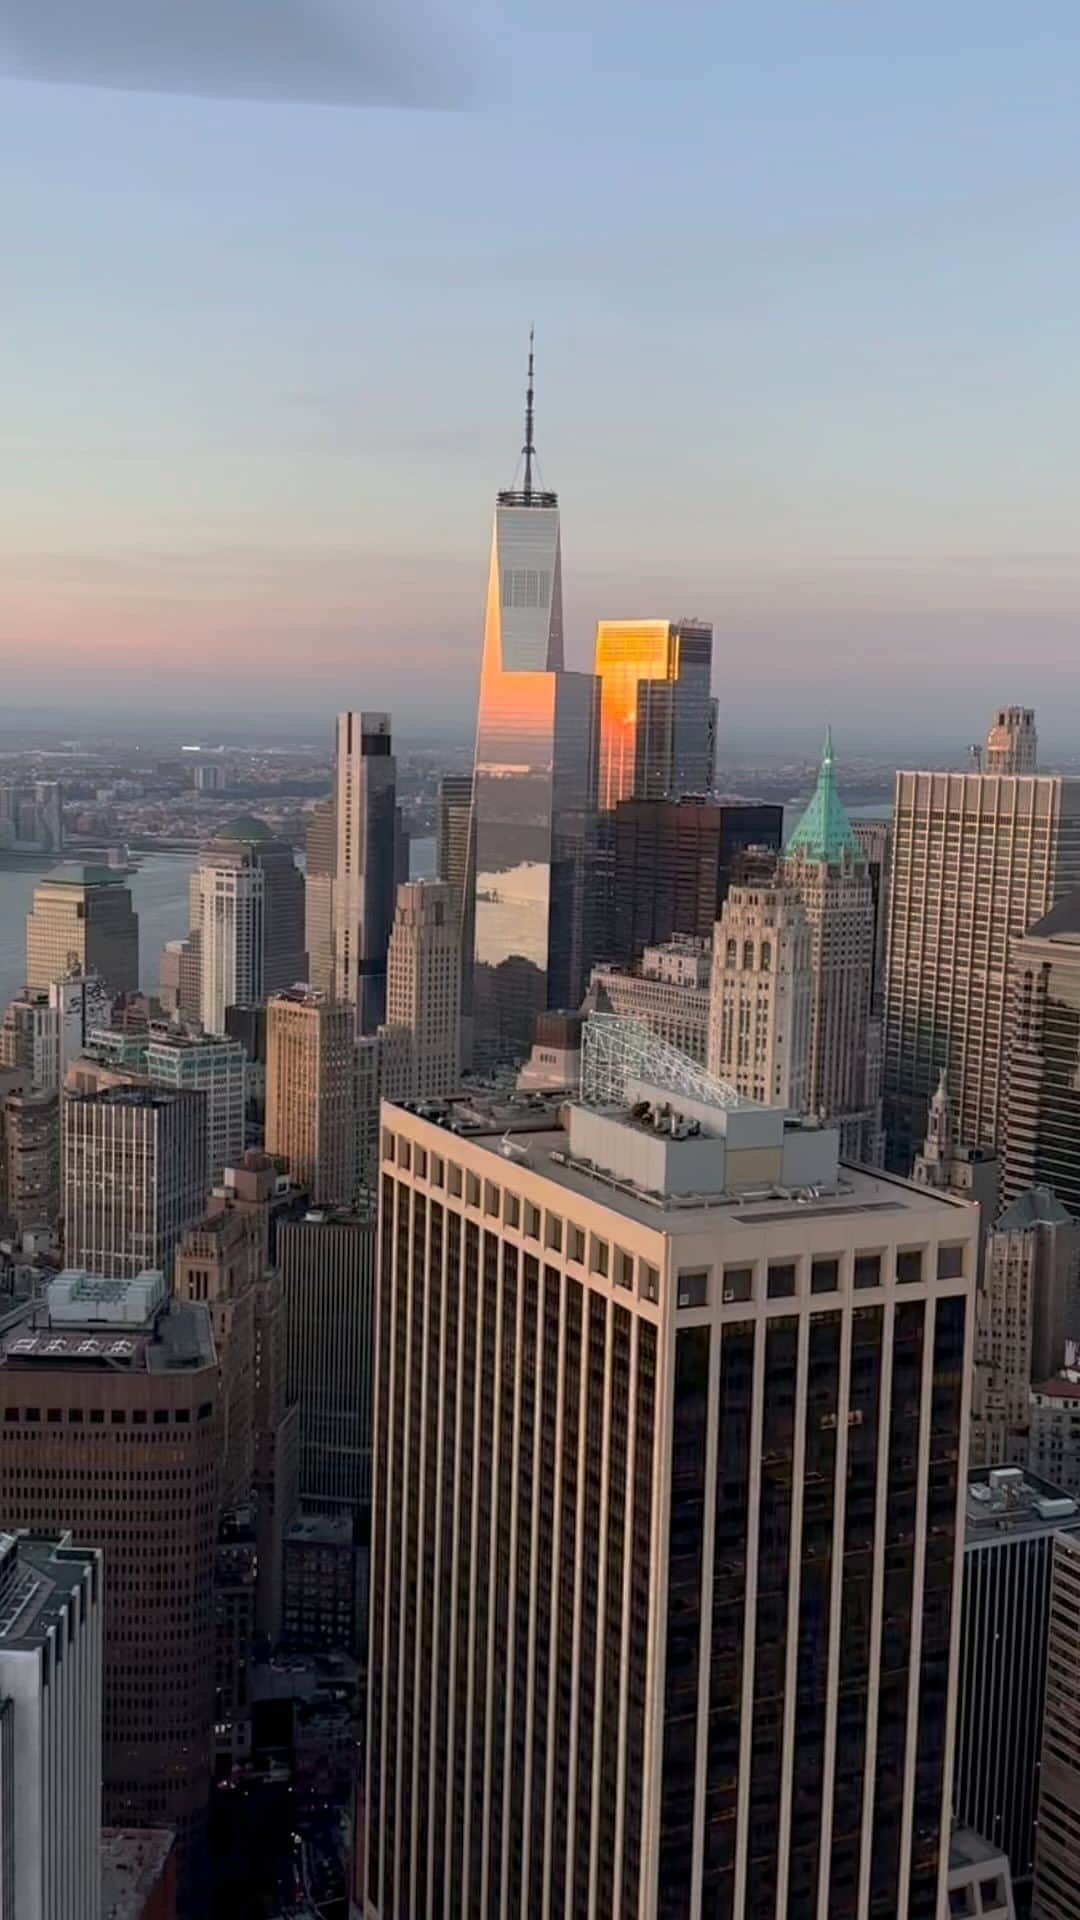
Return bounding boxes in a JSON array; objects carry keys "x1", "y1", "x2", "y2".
[
  {"x1": 414, "y1": 1145, "x2": 427, "y2": 1180},
  {"x1": 484, "y1": 1181, "x2": 500, "y2": 1218},
  {"x1": 381, "y1": 1127, "x2": 395, "y2": 1162},
  {"x1": 544, "y1": 1213, "x2": 563, "y2": 1252},
  {"x1": 448, "y1": 1163, "x2": 462, "y2": 1197},
  {"x1": 590, "y1": 1236, "x2": 610, "y2": 1278},
  {"x1": 615, "y1": 1248, "x2": 634, "y2": 1291},
  {"x1": 897, "y1": 1247, "x2": 924, "y2": 1285},
  {"x1": 854, "y1": 1252, "x2": 881, "y2": 1290},
  {"x1": 641, "y1": 1262, "x2": 660, "y2": 1303},
  {"x1": 677, "y1": 1268, "x2": 708, "y2": 1308},
  {"x1": 396, "y1": 1135, "x2": 411, "y2": 1171},
  {"x1": 568, "y1": 1224, "x2": 586, "y2": 1265},
  {"x1": 811, "y1": 1257, "x2": 840, "y2": 1295},
  {"x1": 430, "y1": 1154, "x2": 444, "y2": 1188},
  {"x1": 721, "y1": 1265, "x2": 753, "y2": 1303},
  {"x1": 504, "y1": 1192, "x2": 520, "y2": 1229},
  {"x1": 767, "y1": 1261, "x2": 797, "y2": 1299},
  {"x1": 937, "y1": 1243, "x2": 966, "y2": 1280},
  {"x1": 524, "y1": 1202, "x2": 541, "y2": 1240}
]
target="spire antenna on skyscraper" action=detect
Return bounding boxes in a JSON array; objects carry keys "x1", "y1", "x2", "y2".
[
  {"x1": 523, "y1": 324, "x2": 535, "y2": 502},
  {"x1": 500, "y1": 328, "x2": 555, "y2": 508}
]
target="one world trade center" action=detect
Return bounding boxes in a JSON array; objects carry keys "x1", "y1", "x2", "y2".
[{"x1": 468, "y1": 338, "x2": 598, "y2": 1069}]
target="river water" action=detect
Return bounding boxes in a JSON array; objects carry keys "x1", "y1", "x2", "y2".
[{"x1": 0, "y1": 836, "x2": 439, "y2": 1010}]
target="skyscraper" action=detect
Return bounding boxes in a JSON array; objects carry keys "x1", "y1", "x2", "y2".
[
  {"x1": 436, "y1": 771, "x2": 474, "y2": 1037},
  {"x1": 969, "y1": 1189, "x2": 1079, "y2": 1468},
  {"x1": 589, "y1": 936, "x2": 712, "y2": 1063},
  {"x1": 304, "y1": 795, "x2": 337, "y2": 997},
  {"x1": 63, "y1": 1085, "x2": 207, "y2": 1279},
  {"x1": 782, "y1": 731, "x2": 877, "y2": 1158},
  {"x1": 2, "y1": 1087, "x2": 60, "y2": 1238},
  {"x1": 0, "y1": 972, "x2": 112, "y2": 1092},
  {"x1": 0, "y1": 779, "x2": 62, "y2": 854},
  {"x1": 435, "y1": 772, "x2": 473, "y2": 927},
  {"x1": 955, "y1": 1466, "x2": 1079, "y2": 1912},
  {"x1": 280, "y1": 1212, "x2": 374, "y2": 1524},
  {"x1": 331, "y1": 712, "x2": 399, "y2": 1033},
  {"x1": 265, "y1": 989, "x2": 356, "y2": 1207},
  {"x1": 613, "y1": 795, "x2": 783, "y2": 965},
  {"x1": 882, "y1": 742, "x2": 1080, "y2": 1171},
  {"x1": 0, "y1": 1529, "x2": 102, "y2": 1920},
  {"x1": 0, "y1": 1271, "x2": 220, "y2": 1900},
  {"x1": 1032, "y1": 1526, "x2": 1080, "y2": 1917},
  {"x1": 366, "y1": 1026, "x2": 976, "y2": 1919},
  {"x1": 144, "y1": 1029, "x2": 247, "y2": 1186},
  {"x1": 173, "y1": 1208, "x2": 259, "y2": 1512},
  {"x1": 193, "y1": 819, "x2": 305, "y2": 1034},
  {"x1": 469, "y1": 338, "x2": 599, "y2": 1065},
  {"x1": 196, "y1": 857, "x2": 264, "y2": 1036},
  {"x1": 593, "y1": 618, "x2": 714, "y2": 812},
  {"x1": 982, "y1": 704, "x2": 1038, "y2": 775},
  {"x1": 379, "y1": 879, "x2": 461, "y2": 1103},
  {"x1": 25, "y1": 863, "x2": 137, "y2": 997},
  {"x1": 1004, "y1": 894, "x2": 1080, "y2": 1215},
  {"x1": 707, "y1": 873, "x2": 812, "y2": 1107}
]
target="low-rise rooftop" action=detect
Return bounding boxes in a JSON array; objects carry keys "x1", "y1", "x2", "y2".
[
  {"x1": 101, "y1": 1828, "x2": 175, "y2": 1920},
  {"x1": 965, "y1": 1466, "x2": 1080, "y2": 1545},
  {"x1": 0, "y1": 1530, "x2": 100, "y2": 1651}
]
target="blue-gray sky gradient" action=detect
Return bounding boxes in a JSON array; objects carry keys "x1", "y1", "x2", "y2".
[{"x1": 1, "y1": 0, "x2": 1079, "y2": 750}]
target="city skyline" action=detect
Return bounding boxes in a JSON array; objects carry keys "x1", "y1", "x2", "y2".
[{"x1": 4, "y1": 3, "x2": 1080, "y2": 741}]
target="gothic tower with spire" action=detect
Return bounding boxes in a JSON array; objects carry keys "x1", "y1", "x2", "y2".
[
  {"x1": 467, "y1": 338, "x2": 599, "y2": 1067},
  {"x1": 781, "y1": 728, "x2": 879, "y2": 1160}
]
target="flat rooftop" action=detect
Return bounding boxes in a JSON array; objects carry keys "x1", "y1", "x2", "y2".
[
  {"x1": 0, "y1": 1531, "x2": 98, "y2": 1650},
  {"x1": 287, "y1": 1512, "x2": 354, "y2": 1548},
  {"x1": 101, "y1": 1829, "x2": 174, "y2": 1920},
  {"x1": 389, "y1": 1095, "x2": 974, "y2": 1237},
  {"x1": 966, "y1": 1466, "x2": 1080, "y2": 1546},
  {"x1": 948, "y1": 1824, "x2": 1010, "y2": 1872},
  {"x1": 0, "y1": 1297, "x2": 216, "y2": 1374}
]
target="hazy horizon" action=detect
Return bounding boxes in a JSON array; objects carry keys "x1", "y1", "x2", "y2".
[{"x1": 4, "y1": 1, "x2": 1080, "y2": 740}]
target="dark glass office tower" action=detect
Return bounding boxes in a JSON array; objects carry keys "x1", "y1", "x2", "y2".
[
  {"x1": 613, "y1": 795, "x2": 783, "y2": 965},
  {"x1": 468, "y1": 345, "x2": 598, "y2": 1067}
]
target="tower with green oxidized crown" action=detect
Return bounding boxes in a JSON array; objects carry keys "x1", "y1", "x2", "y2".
[{"x1": 782, "y1": 729, "x2": 880, "y2": 1160}]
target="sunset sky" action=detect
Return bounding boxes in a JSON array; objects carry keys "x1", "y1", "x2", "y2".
[{"x1": 3, "y1": 0, "x2": 1080, "y2": 745}]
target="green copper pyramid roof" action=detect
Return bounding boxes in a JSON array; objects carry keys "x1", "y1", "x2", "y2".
[{"x1": 785, "y1": 727, "x2": 860, "y2": 863}]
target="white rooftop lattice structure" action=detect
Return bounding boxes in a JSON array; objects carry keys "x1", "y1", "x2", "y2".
[{"x1": 580, "y1": 1012, "x2": 753, "y2": 1114}]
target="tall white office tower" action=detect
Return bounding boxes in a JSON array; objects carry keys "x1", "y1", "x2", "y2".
[
  {"x1": 982, "y1": 705, "x2": 1038, "y2": 775},
  {"x1": 365, "y1": 1018, "x2": 977, "y2": 1920},
  {"x1": 468, "y1": 336, "x2": 599, "y2": 1068},
  {"x1": 781, "y1": 731, "x2": 878, "y2": 1158},
  {"x1": 883, "y1": 727, "x2": 1080, "y2": 1171},
  {"x1": 332, "y1": 712, "x2": 399, "y2": 1034},
  {"x1": 707, "y1": 875, "x2": 812, "y2": 1107},
  {"x1": 0, "y1": 1528, "x2": 102, "y2": 1920},
  {"x1": 197, "y1": 859, "x2": 264, "y2": 1035},
  {"x1": 379, "y1": 880, "x2": 461, "y2": 1103}
]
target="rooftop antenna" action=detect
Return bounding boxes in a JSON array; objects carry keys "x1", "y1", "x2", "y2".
[{"x1": 523, "y1": 326, "x2": 535, "y2": 503}]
